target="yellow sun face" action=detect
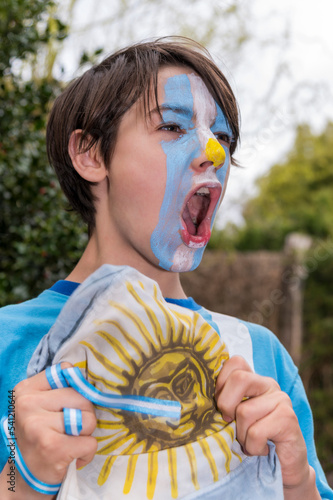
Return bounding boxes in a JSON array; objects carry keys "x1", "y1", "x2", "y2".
[{"x1": 60, "y1": 273, "x2": 244, "y2": 499}]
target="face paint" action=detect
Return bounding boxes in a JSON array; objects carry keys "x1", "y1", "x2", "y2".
[
  {"x1": 150, "y1": 73, "x2": 232, "y2": 272},
  {"x1": 205, "y1": 138, "x2": 226, "y2": 168}
]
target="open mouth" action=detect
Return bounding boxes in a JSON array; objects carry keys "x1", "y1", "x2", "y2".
[{"x1": 181, "y1": 184, "x2": 222, "y2": 248}]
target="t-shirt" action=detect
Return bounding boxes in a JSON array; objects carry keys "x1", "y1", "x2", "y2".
[{"x1": 0, "y1": 276, "x2": 332, "y2": 499}]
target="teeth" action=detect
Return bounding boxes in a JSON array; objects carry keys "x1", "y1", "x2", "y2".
[{"x1": 195, "y1": 187, "x2": 210, "y2": 196}]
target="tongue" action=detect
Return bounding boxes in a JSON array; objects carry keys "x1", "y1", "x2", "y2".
[{"x1": 183, "y1": 194, "x2": 210, "y2": 236}]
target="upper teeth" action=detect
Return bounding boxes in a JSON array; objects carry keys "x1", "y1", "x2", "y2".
[{"x1": 196, "y1": 187, "x2": 210, "y2": 196}]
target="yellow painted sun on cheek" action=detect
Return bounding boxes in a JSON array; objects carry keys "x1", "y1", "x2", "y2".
[{"x1": 205, "y1": 138, "x2": 226, "y2": 167}]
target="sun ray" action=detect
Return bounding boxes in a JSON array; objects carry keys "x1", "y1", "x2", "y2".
[
  {"x1": 147, "y1": 450, "x2": 158, "y2": 500},
  {"x1": 172, "y1": 311, "x2": 193, "y2": 331},
  {"x1": 86, "y1": 366, "x2": 124, "y2": 392},
  {"x1": 167, "y1": 447, "x2": 178, "y2": 498},
  {"x1": 97, "y1": 432, "x2": 139, "y2": 455},
  {"x1": 108, "y1": 301, "x2": 160, "y2": 354},
  {"x1": 211, "y1": 432, "x2": 232, "y2": 473},
  {"x1": 95, "y1": 329, "x2": 137, "y2": 371},
  {"x1": 184, "y1": 443, "x2": 200, "y2": 490},
  {"x1": 74, "y1": 360, "x2": 87, "y2": 369},
  {"x1": 195, "y1": 322, "x2": 218, "y2": 351},
  {"x1": 79, "y1": 341, "x2": 130, "y2": 384},
  {"x1": 95, "y1": 429, "x2": 130, "y2": 446},
  {"x1": 97, "y1": 455, "x2": 117, "y2": 486},
  {"x1": 224, "y1": 423, "x2": 235, "y2": 441},
  {"x1": 96, "y1": 419, "x2": 126, "y2": 430},
  {"x1": 231, "y1": 449, "x2": 243, "y2": 463},
  {"x1": 153, "y1": 294, "x2": 176, "y2": 343},
  {"x1": 93, "y1": 319, "x2": 144, "y2": 358},
  {"x1": 126, "y1": 282, "x2": 163, "y2": 340},
  {"x1": 123, "y1": 454, "x2": 139, "y2": 494},
  {"x1": 198, "y1": 439, "x2": 219, "y2": 482}
]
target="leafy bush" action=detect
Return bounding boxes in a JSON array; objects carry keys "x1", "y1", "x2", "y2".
[{"x1": 0, "y1": 0, "x2": 87, "y2": 306}]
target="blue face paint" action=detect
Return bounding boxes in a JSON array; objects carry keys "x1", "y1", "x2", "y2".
[{"x1": 150, "y1": 73, "x2": 231, "y2": 272}]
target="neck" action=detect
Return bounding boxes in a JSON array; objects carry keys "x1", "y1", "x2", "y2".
[{"x1": 66, "y1": 233, "x2": 187, "y2": 300}]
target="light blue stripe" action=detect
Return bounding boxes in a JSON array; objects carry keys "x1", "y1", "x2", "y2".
[
  {"x1": 63, "y1": 408, "x2": 82, "y2": 436},
  {"x1": 62, "y1": 366, "x2": 181, "y2": 419},
  {"x1": 45, "y1": 364, "x2": 68, "y2": 389},
  {"x1": 1, "y1": 415, "x2": 61, "y2": 494},
  {"x1": 56, "y1": 363, "x2": 68, "y2": 387}
]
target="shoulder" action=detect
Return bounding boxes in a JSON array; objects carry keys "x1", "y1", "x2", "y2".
[
  {"x1": 0, "y1": 289, "x2": 69, "y2": 387},
  {"x1": 241, "y1": 320, "x2": 298, "y2": 391},
  {"x1": 0, "y1": 288, "x2": 69, "y2": 345},
  {"x1": 207, "y1": 310, "x2": 299, "y2": 395}
]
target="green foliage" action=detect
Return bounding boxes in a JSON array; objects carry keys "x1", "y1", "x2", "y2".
[
  {"x1": 0, "y1": 0, "x2": 87, "y2": 306},
  {"x1": 302, "y1": 247, "x2": 333, "y2": 473},
  {"x1": 218, "y1": 123, "x2": 333, "y2": 251},
  {"x1": 209, "y1": 125, "x2": 333, "y2": 480}
]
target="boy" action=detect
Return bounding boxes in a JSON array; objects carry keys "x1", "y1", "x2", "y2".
[{"x1": 0, "y1": 38, "x2": 332, "y2": 499}]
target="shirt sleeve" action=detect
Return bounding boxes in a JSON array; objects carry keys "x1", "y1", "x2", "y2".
[{"x1": 243, "y1": 321, "x2": 333, "y2": 500}]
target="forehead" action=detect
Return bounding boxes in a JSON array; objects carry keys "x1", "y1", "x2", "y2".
[{"x1": 157, "y1": 66, "x2": 215, "y2": 114}]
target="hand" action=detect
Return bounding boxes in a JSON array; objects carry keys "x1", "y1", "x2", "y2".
[
  {"x1": 215, "y1": 356, "x2": 320, "y2": 499},
  {"x1": 0, "y1": 362, "x2": 97, "y2": 499}
]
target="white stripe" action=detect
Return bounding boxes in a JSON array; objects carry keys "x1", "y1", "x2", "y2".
[
  {"x1": 64, "y1": 367, "x2": 181, "y2": 417},
  {"x1": 69, "y1": 409, "x2": 78, "y2": 436},
  {"x1": 51, "y1": 364, "x2": 63, "y2": 388}
]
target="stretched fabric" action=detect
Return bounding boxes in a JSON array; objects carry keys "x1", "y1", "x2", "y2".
[{"x1": 28, "y1": 264, "x2": 283, "y2": 499}]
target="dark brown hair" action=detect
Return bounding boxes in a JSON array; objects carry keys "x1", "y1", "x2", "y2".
[{"x1": 47, "y1": 37, "x2": 240, "y2": 232}]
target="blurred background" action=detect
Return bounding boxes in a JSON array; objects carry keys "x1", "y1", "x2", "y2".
[{"x1": 1, "y1": 0, "x2": 332, "y2": 484}]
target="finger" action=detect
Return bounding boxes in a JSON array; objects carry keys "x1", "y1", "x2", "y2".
[
  {"x1": 235, "y1": 390, "x2": 292, "y2": 448},
  {"x1": 215, "y1": 355, "x2": 252, "y2": 395},
  {"x1": 22, "y1": 433, "x2": 98, "y2": 484},
  {"x1": 76, "y1": 437, "x2": 99, "y2": 469},
  {"x1": 60, "y1": 408, "x2": 97, "y2": 436},
  {"x1": 15, "y1": 362, "x2": 73, "y2": 393},
  {"x1": 216, "y1": 370, "x2": 280, "y2": 421},
  {"x1": 242, "y1": 403, "x2": 301, "y2": 459},
  {"x1": 16, "y1": 386, "x2": 96, "y2": 418},
  {"x1": 51, "y1": 435, "x2": 98, "y2": 470},
  {"x1": 21, "y1": 407, "x2": 97, "y2": 437}
]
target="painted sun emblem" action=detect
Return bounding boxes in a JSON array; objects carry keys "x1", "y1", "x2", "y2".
[{"x1": 70, "y1": 279, "x2": 244, "y2": 499}]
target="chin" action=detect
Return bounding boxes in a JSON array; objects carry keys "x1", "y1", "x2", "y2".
[{"x1": 168, "y1": 243, "x2": 206, "y2": 273}]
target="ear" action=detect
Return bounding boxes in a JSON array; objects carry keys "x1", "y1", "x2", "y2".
[{"x1": 68, "y1": 130, "x2": 107, "y2": 182}]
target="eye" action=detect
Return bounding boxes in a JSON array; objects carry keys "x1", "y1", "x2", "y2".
[
  {"x1": 159, "y1": 123, "x2": 184, "y2": 135},
  {"x1": 214, "y1": 132, "x2": 233, "y2": 146}
]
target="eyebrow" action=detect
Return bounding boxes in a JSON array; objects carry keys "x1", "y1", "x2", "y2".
[{"x1": 148, "y1": 104, "x2": 194, "y2": 120}]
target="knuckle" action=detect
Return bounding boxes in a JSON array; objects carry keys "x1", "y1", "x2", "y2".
[
  {"x1": 247, "y1": 424, "x2": 262, "y2": 443},
  {"x1": 14, "y1": 377, "x2": 31, "y2": 396},
  {"x1": 232, "y1": 369, "x2": 249, "y2": 385},
  {"x1": 216, "y1": 396, "x2": 231, "y2": 415},
  {"x1": 275, "y1": 390, "x2": 293, "y2": 409},
  {"x1": 89, "y1": 436, "x2": 98, "y2": 454},
  {"x1": 38, "y1": 432, "x2": 59, "y2": 457},
  {"x1": 85, "y1": 411, "x2": 97, "y2": 434},
  {"x1": 230, "y1": 355, "x2": 250, "y2": 371},
  {"x1": 266, "y1": 377, "x2": 281, "y2": 391},
  {"x1": 21, "y1": 414, "x2": 43, "y2": 441},
  {"x1": 16, "y1": 392, "x2": 33, "y2": 415},
  {"x1": 235, "y1": 402, "x2": 248, "y2": 420},
  {"x1": 281, "y1": 403, "x2": 297, "y2": 422}
]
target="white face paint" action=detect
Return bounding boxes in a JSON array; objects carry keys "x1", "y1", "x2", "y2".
[{"x1": 150, "y1": 72, "x2": 233, "y2": 272}]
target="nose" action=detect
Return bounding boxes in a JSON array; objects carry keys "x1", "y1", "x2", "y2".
[{"x1": 205, "y1": 138, "x2": 226, "y2": 168}]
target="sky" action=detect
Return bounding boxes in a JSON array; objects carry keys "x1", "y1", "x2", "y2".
[{"x1": 56, "y1": 0, "x2": 333, "y2": 227}]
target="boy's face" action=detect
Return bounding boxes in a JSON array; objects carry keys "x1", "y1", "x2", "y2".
[{"x1": 107, "y1": 66, "x2": 232, "y2": 273}]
